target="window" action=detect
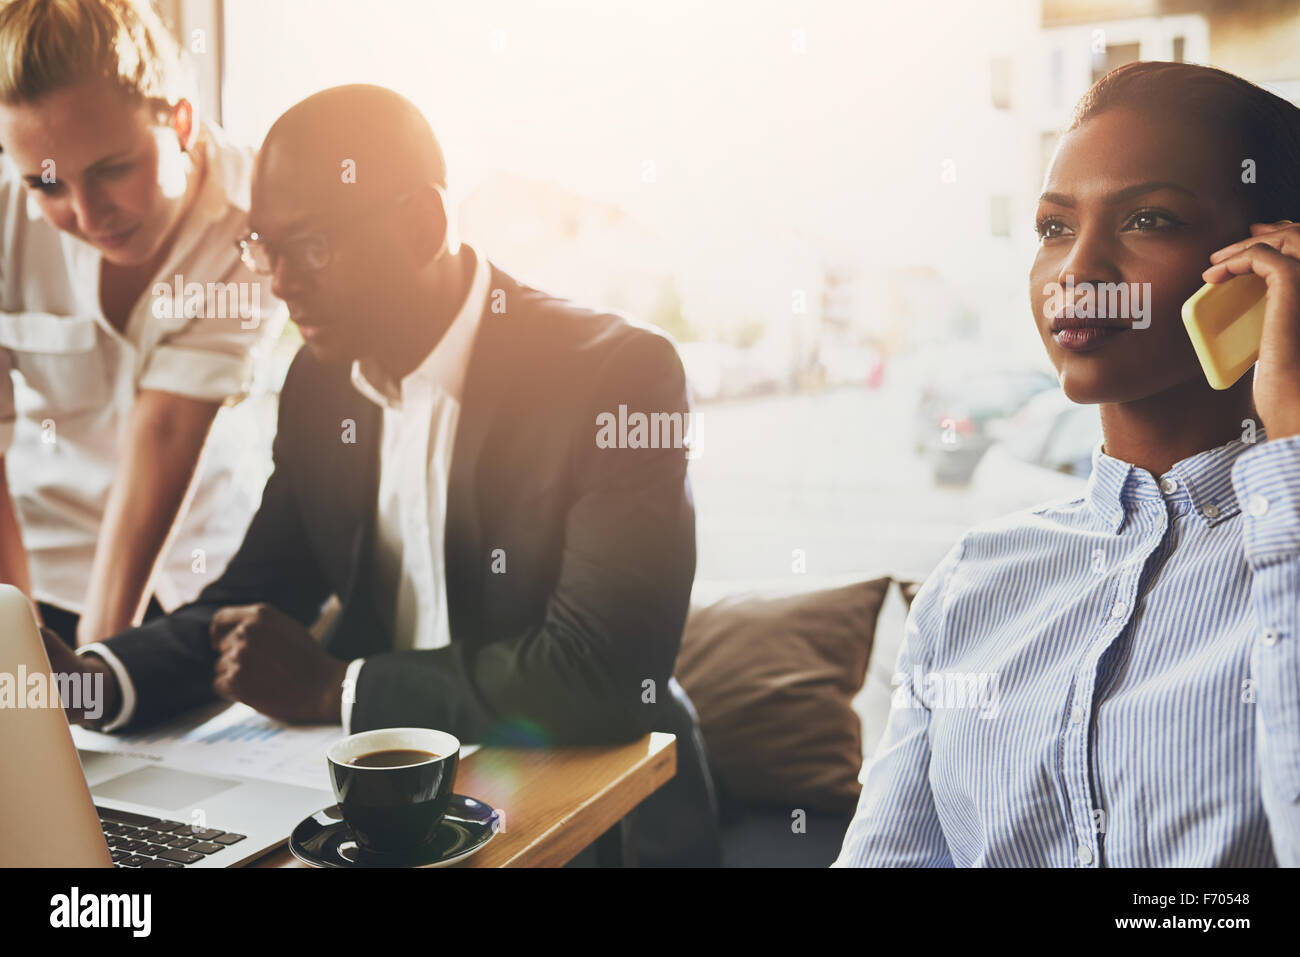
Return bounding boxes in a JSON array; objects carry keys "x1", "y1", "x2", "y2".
[
  {"x1": 1091, "y1": 41, "x2": 1141, "y2": 85},
  {"x1": 1049, "y1": 47, "x2": 1064, "y2": 108},
  {"x1": 990, "y1": 57, "x2": 1013, "y2": 110},
  {"x1": 990, "y1": 195, "x2": 1011, "y2": 238}
]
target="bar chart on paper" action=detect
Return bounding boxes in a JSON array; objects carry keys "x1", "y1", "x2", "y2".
[
  {"x1": 71, "y1": 701, "x2": 481, "y2": 793},
  {"x1": 72, "y1": 701, "x2": 347, "y2": 792}
]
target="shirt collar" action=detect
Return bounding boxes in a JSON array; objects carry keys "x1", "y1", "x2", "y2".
[
  {"x1": 351, "y1": 244, "x2": 491, "y2": 410},
  {"x1": 1085, "y1": 423, "x2": 1268, "y2": 533},
  {"x1": 190, "y1": 121, "x2": 249, "y2": 224}
]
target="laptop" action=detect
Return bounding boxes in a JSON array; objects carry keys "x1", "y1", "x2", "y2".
[{"x1": 0, "y1": 584, "x2": 334, "y2": 868}]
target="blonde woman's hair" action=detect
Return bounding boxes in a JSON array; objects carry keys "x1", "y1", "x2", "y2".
[{"x1": 0, "y1": 0, "x2": 192, "y2": 116}]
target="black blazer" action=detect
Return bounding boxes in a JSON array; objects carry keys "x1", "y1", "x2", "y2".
[
  {"x1": 100, "y1": 264, "x2": 721, "y2": 864},
  {"x1": 101, "y1": 265, "x2": 702, "y2": 751}
]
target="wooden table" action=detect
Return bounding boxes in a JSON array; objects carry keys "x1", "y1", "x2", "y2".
[{"x1": 251, "y1": 731, "x2": 676, "y2": 868}]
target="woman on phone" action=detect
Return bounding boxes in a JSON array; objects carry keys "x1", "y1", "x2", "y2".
[
  {"x1": 836, "y1": 61, "x2": 1300, "y2": 866},
  {"x1": 0, "y1": 0, "x2": 278, "y2": 647}
]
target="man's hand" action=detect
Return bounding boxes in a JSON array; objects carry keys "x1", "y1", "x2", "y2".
[
  {"x1": 210, "y1": 604, "x2": 349, "y2": 725},
  {"x1": 38, "y1": 627, "x2": 120, "y2": 726}
]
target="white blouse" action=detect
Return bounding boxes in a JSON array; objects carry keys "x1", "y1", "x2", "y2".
[{"x1": 0, "y1": 121, "x2": 282, "y2": 614}]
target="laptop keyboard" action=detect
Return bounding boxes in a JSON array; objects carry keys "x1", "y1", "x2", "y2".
[{"x1": 97, "y1": 806, "x2": 247, "y2": 868}]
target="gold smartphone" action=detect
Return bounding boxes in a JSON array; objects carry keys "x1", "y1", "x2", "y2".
[{"x1": 1181, "y1": 272, "x2": 1269, "y2": 390}]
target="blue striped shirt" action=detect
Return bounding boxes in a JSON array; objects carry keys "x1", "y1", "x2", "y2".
[{"x1": 834, "y1": 427, "x2": 1300, "y2": 867}]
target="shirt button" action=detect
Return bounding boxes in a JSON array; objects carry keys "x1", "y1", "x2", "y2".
[
  {"x1": 1202, "y1": 503, "x2": 1220, "y2": 519},
  {"x1": 1262, "y1": 629, "x2": 1281, "y2": 647},
  {"x1": 1111, "y1": 601, "x2": 1127, "y2": 619},
  {"x1": 1247, "y1": 494, "x2": 1270, "y2": 517},
  {"x1": 1070, "y1": 705, "x2": 1085, "y2": 724},
  {"x1": 1159, "y1": 476, "x2": 1178, "y2": 494},
  {"x1": 1077, "y1": 845, "x2": 1094, "y2": 865}
]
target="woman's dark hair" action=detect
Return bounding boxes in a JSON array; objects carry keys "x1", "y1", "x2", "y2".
[{"x1": 1069, "y1": 60, "x2": 1300, "y2": 223}]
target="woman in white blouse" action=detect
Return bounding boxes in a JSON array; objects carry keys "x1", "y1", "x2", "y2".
[{"x1": 0, "y1": 0, "x2": 278, "y2": 646}]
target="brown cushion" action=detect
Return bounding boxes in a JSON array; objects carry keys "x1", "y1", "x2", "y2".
[{"x1": 674, "y1": 577, "x2": 891, "y2": 813}]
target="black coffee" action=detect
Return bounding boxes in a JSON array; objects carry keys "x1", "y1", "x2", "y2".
[
  {"x1": 330, "y1": 741, "x2": 460, "y2": 854},
  {"x1": 350, "y1": 748, "x2": 441, "y2": 768}
]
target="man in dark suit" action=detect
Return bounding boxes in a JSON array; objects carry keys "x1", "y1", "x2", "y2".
[{"x1": 45, "y1": 84, "x2": 719, "y2": 866}]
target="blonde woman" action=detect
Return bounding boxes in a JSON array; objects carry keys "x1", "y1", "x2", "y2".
[{"x1": 0, "y1": 0, "x2": 279, "y2": 647}]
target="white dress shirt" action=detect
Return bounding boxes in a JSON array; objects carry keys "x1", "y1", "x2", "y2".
[
  {"x1": 0, "y1": 120, "x2": 282, "y2": 615},
  {"x1": 340, "y1": 245, "x2": 491, "y2": 732}
]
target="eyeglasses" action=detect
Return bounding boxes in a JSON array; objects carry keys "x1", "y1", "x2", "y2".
[{"x1": 235, "y1": 186, "x2": 428, "y2": 275}]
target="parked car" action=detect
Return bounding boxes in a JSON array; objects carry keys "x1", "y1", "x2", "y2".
[
  {"x1": 914, "y1": 366, "x2": 1058, "y2": 484},
  {"x1": 969, "y1": 389, "x2": 1102, "y2": 515},
  {"x1": 815, "y1": 342, "x2": 886, "y2": 390}
]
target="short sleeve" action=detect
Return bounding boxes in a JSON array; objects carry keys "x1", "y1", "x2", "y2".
[{"x1": 137, "y1": 271, "x2": 283, "y2": 402}]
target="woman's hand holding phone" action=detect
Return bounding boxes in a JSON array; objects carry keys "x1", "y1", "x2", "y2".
[{"x1": 1203, "y1": 220, "x2": 1300, "y2": 440}]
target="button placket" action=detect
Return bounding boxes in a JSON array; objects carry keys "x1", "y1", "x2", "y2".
[
  {"x1": 411, "y1": 388, "x2": 435, "y2": 635},
  {"x1": 1061, "y1": 660, "x2": 1101, "y2": 868},
  {"x1": 1069, "y1": 557, "x2": 1147, "y2": 866}
]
